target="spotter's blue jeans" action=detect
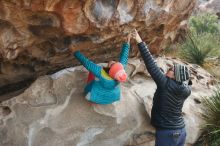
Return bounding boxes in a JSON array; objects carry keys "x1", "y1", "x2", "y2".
[{"x1": 155, "y1": 127, "x2": 186, "y2": 146}]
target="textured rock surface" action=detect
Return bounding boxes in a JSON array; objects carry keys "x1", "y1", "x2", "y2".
[
  {"x1": 0, "y1": 0, "x2": 197, "y2": 96},
  {"x1": 0, "y1": 58, "x2": 216, "y2": 146},
  {"x1": 199, "y1": 0, "x2": 220, "y2": 16}
]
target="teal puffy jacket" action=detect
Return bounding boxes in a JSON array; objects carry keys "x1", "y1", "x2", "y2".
[{"x1": 74, "y1": 43, "x2": 130, "y2": 104}]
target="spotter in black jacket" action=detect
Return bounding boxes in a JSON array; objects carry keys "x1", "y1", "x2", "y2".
[{"x1": 137, "y1": 42, "x2": 191, "y2": 130}]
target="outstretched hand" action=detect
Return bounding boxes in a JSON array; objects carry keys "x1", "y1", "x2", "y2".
[
  {"x1": 69, "y1": 46, "x2": 78, "y2": 53},
  {"x1": 131, "y1": 29, "x2": 142, "y2": 43}
]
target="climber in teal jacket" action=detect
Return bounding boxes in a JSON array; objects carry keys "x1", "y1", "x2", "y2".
[{"x1": 73, "y1": 34, "x2": 131, "y2": 104}]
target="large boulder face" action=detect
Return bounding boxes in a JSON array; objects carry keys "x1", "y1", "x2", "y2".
[
  {"x1": 0, "y1": 0, "x2": 196, "y2": 96},
  {"x1": 199, "y1": 0, "x2": 220, "y2": 17},
  {"x1": 0, "y1": 58, "x2": 216, "y2": 146}
]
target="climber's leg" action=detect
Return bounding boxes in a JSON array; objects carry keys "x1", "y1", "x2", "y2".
[
  {"x1": 85, "y1": 93, "x2": 97, "y2": 106},
  {"x1": 85, "y1": 93, "x2": 91, "y2": 101}
]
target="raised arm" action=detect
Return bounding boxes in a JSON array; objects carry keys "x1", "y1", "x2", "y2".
[
  {"x1": 74, "y1": 51, "x2": 102, "y2": 77},
  {"x1": 132, "y1": 29, "x2": 167, "y2": 86},
  {"x1": 119, "y1": 43, "x2": 130, "y2": 68},
  {"x1": 119, "y1": 34, "x2": 131, "y2": 68}
]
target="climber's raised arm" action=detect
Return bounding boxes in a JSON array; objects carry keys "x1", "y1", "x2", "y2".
[
  {"x1": 119, "y1": 33, "x2": 131, "y2": 69},
  {"x1": 74, "y1": 51, "x2": 101, "y2": 78},
  {"x1": 131, "y1": 29, "x2": 167, "y2": 87}
]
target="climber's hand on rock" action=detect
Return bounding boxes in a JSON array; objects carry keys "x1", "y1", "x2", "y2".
[
  {"x1": 69, "y1": 46, "x2": 77, "y2": 53},
  {"x1": 131, "y1": 29, "x2": 142, "y2": 43}
]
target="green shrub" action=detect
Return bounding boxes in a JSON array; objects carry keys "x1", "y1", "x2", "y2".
[
  {"x1": 179, "y1": 33, "x2": 220, "y2": 66},
  {"x1": 196, "y1": 90, "x2": 220, "y2": 146},
  {"x1": 179, "y1": 13, "x2": 220, "y2": 66},
  {"x1": 189, "y1": 13, "x2": 219, "y2": 34}
]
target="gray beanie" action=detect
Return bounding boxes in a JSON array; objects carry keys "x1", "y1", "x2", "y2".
[{"x1": 174, "y1": 64, "x2": 190, "y2": 82}]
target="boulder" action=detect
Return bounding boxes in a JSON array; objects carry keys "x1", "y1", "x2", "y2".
[
  {"x1": 199, "y1": 0, "x2": 220, "y2": 17},
  {"x1": 0, "y1": 57, "x2": 216, "y2": 146},
  {"x1": 0, "y1": 0, "x2": 197, "y2": 97}
]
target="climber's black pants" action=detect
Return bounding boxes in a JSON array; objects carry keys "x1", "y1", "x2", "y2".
[{"x1": 155, "y1": 127, "x2": 186, "y2": 146}]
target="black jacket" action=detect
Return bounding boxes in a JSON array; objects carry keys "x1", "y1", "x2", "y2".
[{"x1": 138, "y1": 42, "x2": 191, "y2": 129}]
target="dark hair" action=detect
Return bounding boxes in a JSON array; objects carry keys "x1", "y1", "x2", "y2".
[
  {"x1": 103, "y1": 67, "x2": 110, "y2": 74},
  {"x1": 168, "y1": 68, "x2": 174, "y2": 72}
]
